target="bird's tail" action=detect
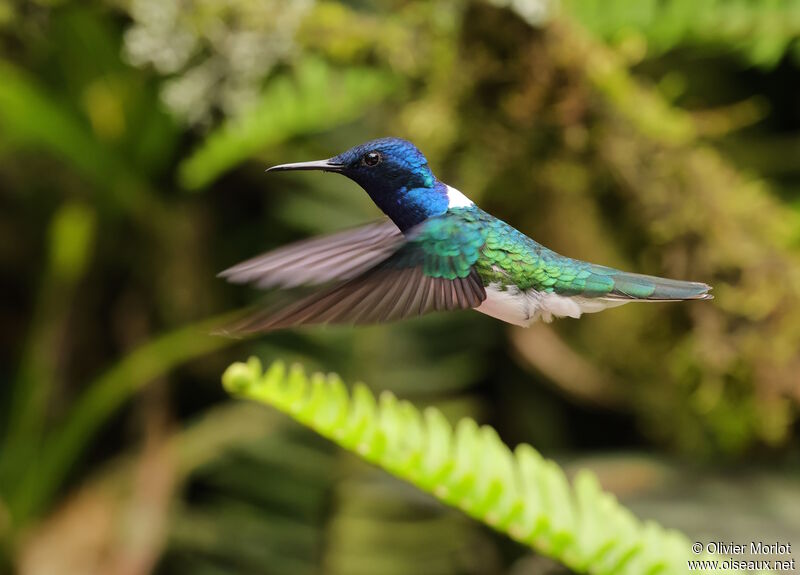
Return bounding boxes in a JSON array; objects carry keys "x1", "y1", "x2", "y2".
[{"x1": 604, "y1": 270, "x2": 713, "y2": 301}]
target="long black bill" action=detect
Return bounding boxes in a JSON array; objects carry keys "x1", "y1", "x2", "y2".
[{"x1": 266, "y1": 159, "x2": 344, "y2": 173}]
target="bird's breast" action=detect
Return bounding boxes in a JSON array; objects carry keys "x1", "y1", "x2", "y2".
[
  {"x1": 474, "y1": 284, "x2": 627, "y2": 326},
  {"x1": 475, "y1": 284, "x2": 535, "y2": 326}
]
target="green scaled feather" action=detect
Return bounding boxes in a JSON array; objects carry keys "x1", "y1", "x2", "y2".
[
  {"x1": 452, "y1": 206, "x2": 711, "y2": 300},
  {"x1": 385, "y1": 211, "x2": 486, "y2": 280},
  {"x1": 451, "y1": 206, "x2": 615, "y2": 294}
]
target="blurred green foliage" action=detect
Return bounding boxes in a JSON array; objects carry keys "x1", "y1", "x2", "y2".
[
  {"x1": 563, "y1": 0, "x2": 800, "y2": 68},
  {"x1": 1, "y1": 1, "x2": 799, "y2": 574},
  {"x1": 178, "y1": 59, "x2": 396, "y2": 190}
]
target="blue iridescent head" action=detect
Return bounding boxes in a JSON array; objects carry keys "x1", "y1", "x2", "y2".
[{"x1": 267, "y1": 137, "x2": 449, "y2": 231}]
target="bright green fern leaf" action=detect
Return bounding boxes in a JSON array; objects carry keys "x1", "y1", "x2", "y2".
[{"x1": 222, "y1": 358, "x2": 773, "y2": 575}]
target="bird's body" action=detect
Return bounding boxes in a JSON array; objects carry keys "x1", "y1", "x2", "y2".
[{"x1": 221, "y1": 138, "x2": 711, "y2": 333}]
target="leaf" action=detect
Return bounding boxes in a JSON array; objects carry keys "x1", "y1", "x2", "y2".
[
  {"x1": 0, "y1": 61, "x2": 161, "y2": 215},
  {"x1": 6, "y1": 315, "x2": 239, "y2": 526},
  {"x1": 0, "y1": 61, "x2": 114, "y2": 182},
  {"x1": 222, "y1": 358, "x2": 773, "y2": 575}
]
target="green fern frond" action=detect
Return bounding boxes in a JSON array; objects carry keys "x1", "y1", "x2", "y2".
[{"x1": 222, "y1": 358, "x2": 771, "y2": 575}]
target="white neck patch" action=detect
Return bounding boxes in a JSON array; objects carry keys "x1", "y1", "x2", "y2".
[{"x1": 445, "y1": 184, "x2": 474, "y2": 208}]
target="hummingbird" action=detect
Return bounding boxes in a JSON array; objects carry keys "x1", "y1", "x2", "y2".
[{"x1": 221, "y1": 137, "x2": 711, "y2": 333}]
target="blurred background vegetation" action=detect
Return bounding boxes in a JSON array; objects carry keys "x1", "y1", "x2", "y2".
[{"x1": 1, "y1": 0, "x2": 799, "y2": 574}]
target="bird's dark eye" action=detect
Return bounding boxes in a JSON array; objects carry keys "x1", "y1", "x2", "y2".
[{"x1": 362, "y1": 151, "x2": 382, "y2": 167}]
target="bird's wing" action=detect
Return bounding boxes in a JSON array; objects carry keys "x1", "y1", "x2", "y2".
[
  {"x1": 221, "y1": 214, "x2": 487, "y2": 334},
  {"x1": 219, "y1": 220, "x2": 404, "y2": 288}
]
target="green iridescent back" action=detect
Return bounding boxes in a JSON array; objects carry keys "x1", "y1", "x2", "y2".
[
  {"x1": 385, "y1": 206, "x2": 708, "y2": 302},
  {"x1": 448, "y1": 206, "x2": 647, "y2": 298}
]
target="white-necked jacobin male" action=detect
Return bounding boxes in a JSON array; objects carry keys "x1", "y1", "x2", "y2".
[{"x1": 221, "y1": 138, "x2": 712, "y2": 333}]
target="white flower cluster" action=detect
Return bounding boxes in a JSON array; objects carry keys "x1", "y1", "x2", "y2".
[{"x1": 123, "y1": 0, "x2": 314, "y2": 125}]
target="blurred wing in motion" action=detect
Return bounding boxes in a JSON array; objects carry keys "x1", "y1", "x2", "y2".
[
  {"x1": 219, "y1": 220, "x2": 404, "y2": 288},
  {"x1": 222, "y1": 267, "x2": 486, "y2": 334},
  {"x1": 220, "y1": 213, "x2": 488, "y2": 334}
]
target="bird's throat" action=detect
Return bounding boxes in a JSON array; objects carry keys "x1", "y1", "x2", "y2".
[{"x1": 367, "y1": 182, "x2": 449, "y2": 231}]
